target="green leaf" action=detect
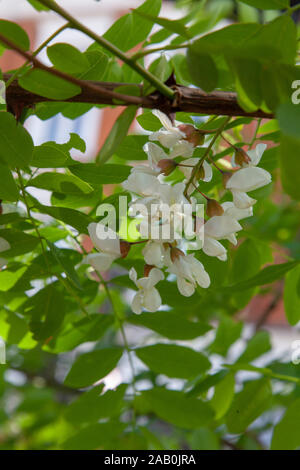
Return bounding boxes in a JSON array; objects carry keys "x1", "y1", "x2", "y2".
[
  {"x1": 96, "y1": 106, "x2": 137, "y2": 164},
  {"x1": 19, "y1": 69, "x2": 81, "y2": 100},
  {"x1": 34, "y1": 204, "x2": 91, "y2": 234},
  {"x1": 47, "y1": 43, "x2": 89, "y2": 74},
  {"x1": 0, "y1": 19, "x2": 30, "y2": 50},
  {"x1": 26, "y1": 0, "x2": 49, "y2": 11},
  {"x1": 136, "y1": 343, "x2": 211, "y2": 379},
  {"x1": 187, "y1": 48, "x2": 218, "y2": 92},
  {"x1": 22, "y1": 283, "x2": 66, "y2": 341},
  {"x1": 226, "y1": 378, "x2": 272, "y2": 433},
  {"x1": 271, "y1": 398, "x2": 300, "y2": 450},
  {"x1": 64, "y1": 348, "x2": 123, "y2": 388},
  {"x1": 31, "y1": 142, "x2": 71, "y2": 168},
  {"x1": 128, "y1": 311, "x2": 212, "y2": 340},
  {"x1": 103, "y1": 0, "x2": 161, "y2": 52},
  {"x1": 0, "y1": 229, "x2": 39, "y2": 257},
  {"x1": 0, "y1": 112, "x2": 33, "y2": 169},
  {"x1": 62, "y1": 422, "x2": 126, "y2": 450},
  {"x1": 0, "y1": 266, "x2": 27, "y2": 292},
  {"x1": 115, "y1": 135, "x2": 149, "y2": 160},
  {"x1": 210, "y1": 316, "x2": 243, "y2": 356},
  {"x1": 284, "y1": 264, "x2": 300, "y2": 326},
  {"x1": 29, "y1": 172, "x2": 94, "y2": 195},
  {"x1": 225, "y1": 261, "x2": 300, "y2": 292},
  {"x1": 210, "y1": 372, "x2": 235, "y2": 420},
  {"x1": 65, "y1": 384, "x2": 126, "y2": 424},
  {"x1": 69, "y1": 163, "x2": 130, "y2": 185},
  {"x1": 237, "y1": 0, "x2": 289, "y2": 10},
  {"x1": 46, "y1": 242, "x2": 82, "y2": 289},
  {"x1": 133, "y1": 10, "x2": 189, "y2": 38},
  {"x1": 0, "y1": 164, "x2": 19, "y2": 201},
  {"x1": 141, "y1": 387, "x2": 214, "y2": 429},
  {"x1": 47, "y1": 314, "x2": 113, "y2": 353},
  {"x1": 237, "y1": 331, "x2": 272, "y2": 363},
  {"x1": 137, "y1": 111, "x2": 161, "y2": 131},
  {"x1": 78, "y1": 50, "x2": 109, "y2": 81}
]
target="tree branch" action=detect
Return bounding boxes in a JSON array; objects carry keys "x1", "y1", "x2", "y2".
[{"x1": 4, "y1": 74, "x2": 274, "y2": 119}]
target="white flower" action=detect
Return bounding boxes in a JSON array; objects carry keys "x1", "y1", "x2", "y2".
[
  {"x1": 122, "y1": 169, "x2": 161, "y2": 197},
  {"x1": 143, "y1": 142, "x2": 169, "y2": 170},
  {"x1": 84, "y1": 223, "x2": 121, "y2": 271},
  {"x1": 129, "y1": 267, "x2": 164, "y2": 314},
  {"x1": 166, "y1": 251, "x2": 210, "y2": 296},
  {"x1": 149, "y1": 110, "x2": 194, "y2": 158},
  {"x1": 179, "y1": 158, "x2": 212, "y2": 196},
  {"x1": 226, "y1": 143, "x2": 271, "y2": 209},
  {"x1": 203, "y1": 214, "x2": 242, "y2": 261},
  {"x1": 0, "y1": 237, "x2": 10, "y2": 253},
  {"x1": 142, "y1": 241, "x2": 165, "y2": 268}
]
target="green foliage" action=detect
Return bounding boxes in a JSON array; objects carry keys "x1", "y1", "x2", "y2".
[{"x1": 0, "y1": 0, "x2": 299, "y2": 452}]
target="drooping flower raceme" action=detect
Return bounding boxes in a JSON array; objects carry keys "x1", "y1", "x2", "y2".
[{"x1": 84, "y1": 110, "x2": 272, "y2": 314}]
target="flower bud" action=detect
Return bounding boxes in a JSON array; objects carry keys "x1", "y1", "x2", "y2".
[
  {"x1": 222, "y1": 171, "x2": 232, "y2": 187},
  {"x1": 234, "y1": 147, "x2": 251, "y2": 167},
  {"x1": 157, "y1": 159, "x2": 177, "y2": 176},
  {"x1": 178, "y1": 124, "x2": 205, "y2": 147},
  {"x1": 206, "y1": 198, "x2": 224, "y2": 217},
  {"x1": 120, "y1": 240, "x2": 131, "y2": 258},
  {"x1": 170, "y1": 247, "x2": 185, "y2": 263},
  {"x1": 143, "y1": 264, "x2": 155, "y2": 277}
]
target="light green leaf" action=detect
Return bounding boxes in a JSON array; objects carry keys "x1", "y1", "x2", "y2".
[
  {"x1": 211, "y1": 372, "x2": 235, "y2": 420},
  {"x1": 96, "y1": 106, "x2": 137, "y2": 164},
  {"x1": 19, "y1": 69, "x2": 81, "y2": 100},
  {"x1": 64, "y1": 348, "x2": 123, "y2": 388},
  {"x1": 0, "y1": 19, "x2": 30, "y2": 50},
  {"x1": 31, "y1": 142, "x2": 71, "y2": 168},
  {"x1": 47, "y1": 314, "x2": 113, "y2": 353},
  {"x1": 237, "y1": 331, "x2": 272, "y2": 363},
  {"x1": 136, "y1": 343, "x2": 211, "y2": 379},
  {"x1": 237, "y1": 0, "x2": 289, "y2": 10},
  {"x1": 28, "y1": 172, "x2": 94, "y2": 195},
  {"x1": 284, "y1": 264, "x2": 300, "y2": 325},
  {"x1": 47, "y1": 43, "x2": 89, "y2": 74},
  {"x1": 0, "y1": 112, "x2": 33, "y2": 169},
  {"x1": 271, "y1": 398, "x2": 300, "y2": 450},
  {"x1": 69, "y1": 163, "x2": 130, "y2": 185}
]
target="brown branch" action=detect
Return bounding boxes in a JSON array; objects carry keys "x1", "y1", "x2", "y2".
[{"x1": 1, "y1": 34, "x2": 274, "y2": 119}]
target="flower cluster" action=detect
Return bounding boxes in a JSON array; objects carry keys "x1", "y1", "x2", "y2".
[{"x1": 85, "y1": 111, "x2": 271, "y2": 314}]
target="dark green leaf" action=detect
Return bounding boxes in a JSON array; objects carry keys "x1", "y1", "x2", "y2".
[
  {"x1": 47, "y1": 43, "x2": 89, "y2": 74},
  {"x1": 19, "y1": 69, "x2": 81, "y2": 100},
  {"x1": 0, "y1": 19, "x2": 30, "y2": 50},
  {"x1": 64, "y1": 348, "x2": 123, "y2": 388},
  {"x1": 69, "y1": 163, "x2": 130, "y2": 184},
  {"x1": 0, "y1": 112, "x2": 33, "y2": 169}
]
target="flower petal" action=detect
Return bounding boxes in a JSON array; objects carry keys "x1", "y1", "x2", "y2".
[
  {"x1": 84, "y1": 252, "x2": 116, "y2": 272},
  {"x1": 226, "y1": 167, "x2": 271, "y2": 192},
  {"x1": 131, "y1": 292, "x2": 143, "y2": 314},
  {"x1": 88, "y1": 223, "x2": 120, "y2": 255},
  {"x1": 177, "y1": 276, "x2": 195, "y2": 297},
  {"x1": 143, "y1": 287, "x2": 162, "y2": 311},
  {"x1": 204, "y1": 215, "x2": 242, "y2": 240},
  {"x1": 203, "y1": 237, "x2": 227, "y2": 260},
  {"x1": 231, "y1": 190, "x2": 257, "y2": 209}
]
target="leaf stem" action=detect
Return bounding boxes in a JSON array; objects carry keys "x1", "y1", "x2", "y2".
[
  {"x1": 132, "y1": 42, "x2": 190, "y2": 61},
  {"x1": 37, "y1": 0, "x2": 175, "y2": 99}
]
